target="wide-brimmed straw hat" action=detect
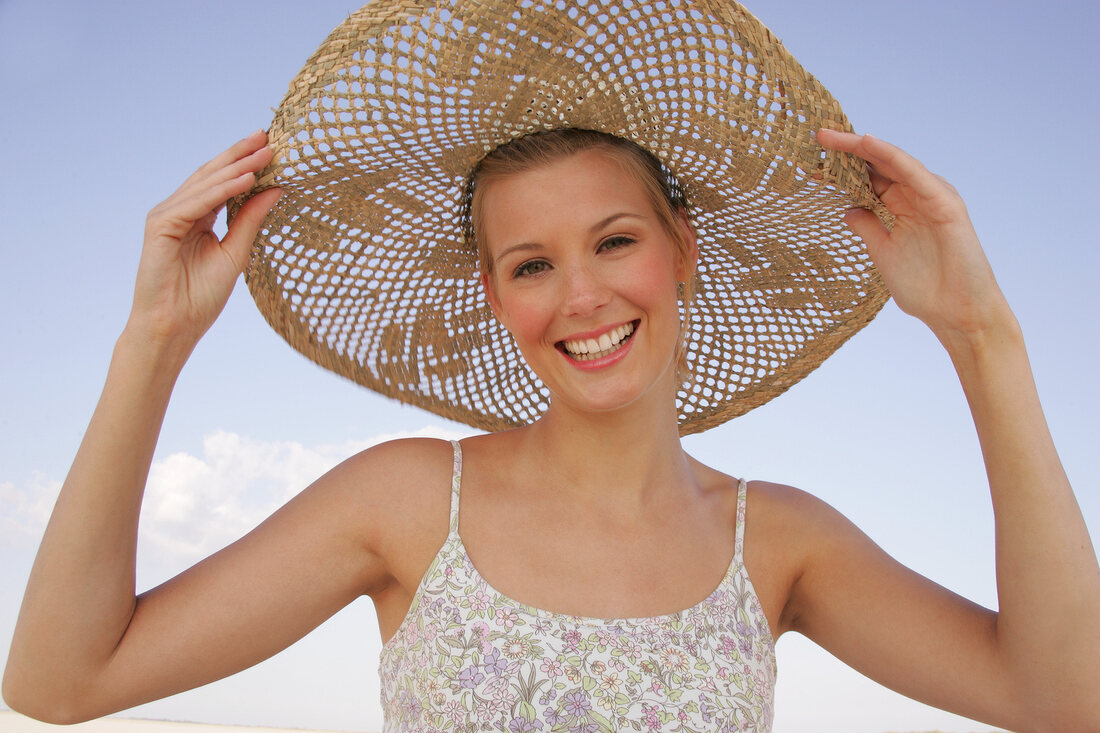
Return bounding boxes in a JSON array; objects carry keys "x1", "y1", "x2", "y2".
[{"x1": 232, "y1": 0, "x2": 890, "y2": 435}]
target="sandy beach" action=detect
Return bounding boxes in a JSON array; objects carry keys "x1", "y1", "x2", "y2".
[
  {"x1": 0, "y1": 711, "x2": 372, "y2": 733},
  {"x1": 0, "y1": 710, "x2": 1008, "y2": 733}
]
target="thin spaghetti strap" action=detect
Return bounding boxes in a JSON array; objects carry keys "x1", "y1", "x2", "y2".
[
  {"x1": 734, "y1": 477, "x2": 748, "y2": 561},
  {"x1": 448, "y1": 440, "x2": 463, "y2": 533}
]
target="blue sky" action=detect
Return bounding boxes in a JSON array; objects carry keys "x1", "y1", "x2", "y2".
[{"x1": 1, "y1": 1, "x2": 1097, "y2": 731}]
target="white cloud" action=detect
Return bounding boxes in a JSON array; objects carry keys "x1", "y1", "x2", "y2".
[
  {"x1": 140, "y1": 425, "x2": 472, "y2": 561},
  {"x1": 1, "y1": 425, "x2": 472, "y2": 565},
  {"x1": 0, "y1": 472, "x2": 61, "y2": 547}
]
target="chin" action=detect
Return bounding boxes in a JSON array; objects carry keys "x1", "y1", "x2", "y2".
[{"x1": 551, "y1": 371, "x2": 679, "y2": 421}]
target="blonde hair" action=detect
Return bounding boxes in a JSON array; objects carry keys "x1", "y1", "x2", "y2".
[{"x1": 460, "y1": 128, "x2": 695, "y2": 378}]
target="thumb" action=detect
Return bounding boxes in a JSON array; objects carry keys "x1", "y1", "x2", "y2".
[
  {"x1": 843, "y1": 207, "x2": 891, "y2": 261},
  {"x1": 222, "y1": 187, "x2": 282, "y2": 272}
]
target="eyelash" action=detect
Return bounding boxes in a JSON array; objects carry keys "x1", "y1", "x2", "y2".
[
  {"x1": 513, "y1": 260, "x2": 549, "y2": 278},
  {"x1": 511, "y1": 236, "x2": 638, "y2": 279},
  {"x1": 599, "y1": 235, "x2": 636, "y2": 252}
]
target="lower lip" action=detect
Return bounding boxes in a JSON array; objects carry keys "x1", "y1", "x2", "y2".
[{"x1": 560, "y1": 328, "x2": 637, "y2": 371}]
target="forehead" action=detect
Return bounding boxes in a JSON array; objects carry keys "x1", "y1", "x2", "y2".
[{"x1": 477, "y1": 150, "x2": 656, "y2": 248}]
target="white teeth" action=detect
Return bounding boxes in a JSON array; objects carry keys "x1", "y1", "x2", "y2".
[{"x1": 562, "y1": 322, "x2": 636, "y2": 361}]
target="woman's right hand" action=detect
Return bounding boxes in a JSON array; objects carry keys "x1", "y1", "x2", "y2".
[
  {"x1": 4, "y1": 130, "x2": 405, "y2": 725},
  {"x1": 129, "y1": 130, "x2": 281, "y2": 349}
]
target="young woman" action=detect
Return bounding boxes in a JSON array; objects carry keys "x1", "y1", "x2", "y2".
[{"x1": 4, "y1": 2, "x2": 1098, "y2": 732}]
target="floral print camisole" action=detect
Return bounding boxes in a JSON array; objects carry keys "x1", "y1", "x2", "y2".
[{"x1": 379, "y1": 441, "x2": 776, "y2": 732}]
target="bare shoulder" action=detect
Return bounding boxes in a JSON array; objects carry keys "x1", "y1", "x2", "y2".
[
  {"x1": 326, "y1": 437, "x2": 463, "y2": 639},
  {"x1": 331, "y1": 436, "x2": 456, "y2": 506},
  {"x1": 211, "y1": 436, "x2": 459, "y2": 602},
  {"x1": 741, "y1": 479, "x2": 868, "y2": 637},
  {"x1": 327, "y1": 437, "x2": 457, "y2": 561},
  {"x1": 745, "y1": 479, "x2": 854, "y2": 537}
]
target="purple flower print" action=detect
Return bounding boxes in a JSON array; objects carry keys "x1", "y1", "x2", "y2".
[
  {"x1": 508, "y1": 717, "x2": 543, "y2": 732},
  {"x1": 457, "y1": 666, "x2": 485, "y2": 689},
  {"x1": 561, "y1": 690, "x2": 591, "y2": 717},
  {"x1": 483, "y1": 647, "x2": 509, "y2": 675},
  {"x1": 398, "y1": 690, "x2": 421, "y2": 719},
  {"x1": 544, "y1": 707, "x2": 565, "y2": 726}
]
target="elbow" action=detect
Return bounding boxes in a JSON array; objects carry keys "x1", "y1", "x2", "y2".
[
  {"x1": 3, "y1": 665, "x2": 100, "y2": 726},
  {"x1": 2, "y1": 697, "x2": 98, "y2": 727}
]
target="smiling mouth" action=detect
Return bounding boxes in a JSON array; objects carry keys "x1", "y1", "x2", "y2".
[{"x1": 558, "y1": 321, "x2": 638, "y2": 361}]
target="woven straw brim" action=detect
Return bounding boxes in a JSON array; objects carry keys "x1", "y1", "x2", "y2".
[{"x1": 231, "y1": 0, "x2": 891, "y2": 435}]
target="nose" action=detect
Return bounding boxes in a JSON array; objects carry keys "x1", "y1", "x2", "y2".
[{"x1": 559, "y1": 262, "x2": 612, "y2": 318}]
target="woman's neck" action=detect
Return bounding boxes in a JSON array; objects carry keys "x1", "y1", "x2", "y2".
[{"x1": 514, "y1": 392, "x2": 697, "y2": 514}]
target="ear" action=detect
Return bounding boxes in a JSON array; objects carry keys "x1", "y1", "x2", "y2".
[
  {"x1": 480, "y1": 268, "x2": 505, "y2": 324},
  {"x1": 674, "y1": 208, "x2": 699, "y2": 282}
]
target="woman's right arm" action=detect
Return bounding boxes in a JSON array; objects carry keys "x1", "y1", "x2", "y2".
[{"x1": 1, "y1": 133, "x2": 408, "y2": 723}]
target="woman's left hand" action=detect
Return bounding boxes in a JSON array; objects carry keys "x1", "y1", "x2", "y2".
[
  {"x1": 808, "y1": 130, "x2": 1100, "y2": 732},
  {"x1": 816, "y1": 129, "x2": 1013, "y2": 342}
]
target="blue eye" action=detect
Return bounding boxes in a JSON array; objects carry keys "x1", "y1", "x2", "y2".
[{"x1": 513, "y1": 259, "x2": 549, "y2": 278}]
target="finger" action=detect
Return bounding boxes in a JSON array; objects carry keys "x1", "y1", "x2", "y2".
[
  {"x1": 183, "y1": 130, "x2": 270, "y2": 188},
  {"x1": 220, "y1": 187, "x2": 282, "y2": 271},
  {"x1": 818, "y1": 129, "x2": 895, "y2": 196},
  {"x1": 823, "y1": 131, "x2": 944, "y2": 202},
  {"x1": 176, "y1": 144, "x2": 274, "y2": 201},
  {"x1": 815, "y1": 127, "x2": 857, "y2": 147},
  {"x1": 843, "y1": 208, "x2": 891, "y2": 260},
  {"x1": 865, "y1": 163, "x2": 894, "y2": 199},
  {"x1": 157, "y1": 171, "x2": 262, "y2": 238},
  {"x1": 855, "y1": 135, "x2": 939, "y2": 197},
  {"x1": 816, "y1": 127, "x2": 867, "y2": 158}
]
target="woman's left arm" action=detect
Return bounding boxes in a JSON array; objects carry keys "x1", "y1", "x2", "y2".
[{"x1": 814, "y1": 129, "x2": 1100, "y2": 729}]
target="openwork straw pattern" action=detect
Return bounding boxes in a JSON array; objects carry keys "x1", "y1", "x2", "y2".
[{"x1": 233, "y1": 0, "x2": 890, "y2": 435}]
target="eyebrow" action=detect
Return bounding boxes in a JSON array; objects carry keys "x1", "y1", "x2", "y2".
[{"x1": 492, "y1": 212, "x2": 648, "y2": 264}]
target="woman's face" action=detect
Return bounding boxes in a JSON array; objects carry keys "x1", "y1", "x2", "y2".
[{"x1": 478, "y1": 149, "x2": 696, "y2": 418}]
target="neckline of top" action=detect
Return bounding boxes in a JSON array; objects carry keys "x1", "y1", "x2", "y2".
[{"x1": 448, "y1": 441, "x2": 747, "y2": 626}]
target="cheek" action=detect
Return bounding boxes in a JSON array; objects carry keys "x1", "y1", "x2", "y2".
[
  {"x1": 623, "y1": 248, "x2": 681, "y2": 304},
  {"x1": 494, "y1": 288, "x2": 556, "y2": 344}
]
